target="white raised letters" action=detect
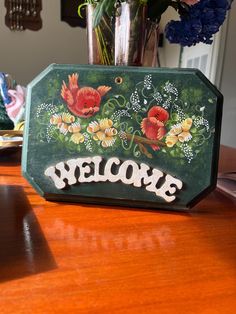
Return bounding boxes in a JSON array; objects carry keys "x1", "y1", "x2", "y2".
[{"x1": 44, "y1": 156, "x2": 183, "y2": 203}]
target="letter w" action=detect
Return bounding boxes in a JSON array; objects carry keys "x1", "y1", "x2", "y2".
[{"x1": 44, "y1": 159, "x2": 77, "y2": 189}]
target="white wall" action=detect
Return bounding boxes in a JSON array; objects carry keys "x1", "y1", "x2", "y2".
[
  {"x1": 219, "y1": 7, "x2": 236, "y2": 148},
  {"x1": 0, "y1": 0, "x2": 87, "y2": 85}
]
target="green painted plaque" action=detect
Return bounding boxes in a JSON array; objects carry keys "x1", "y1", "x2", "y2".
[{"x1": 22, "y1": 64, "x2": 223, "y2": 210}]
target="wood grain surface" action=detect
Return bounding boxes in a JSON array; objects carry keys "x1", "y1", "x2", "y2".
[{"x1": 0, "y1": 146, "x2": 236, "y2": 314}]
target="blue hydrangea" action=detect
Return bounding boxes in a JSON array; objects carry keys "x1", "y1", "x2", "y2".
[{"x1": 165, "y1": 0, "x2": 232, "y2": 46}]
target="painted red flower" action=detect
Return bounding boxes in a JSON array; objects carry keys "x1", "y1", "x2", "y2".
[
  {"x1": 141, "y1": 106, "x2": 169, "y2": 151},
  {"x1": 61, "y1": 73, "x2": 111, "y2": 118}
]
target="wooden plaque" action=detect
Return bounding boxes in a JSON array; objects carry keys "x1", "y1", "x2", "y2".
[{"x1": 22, "y1": 64, "x2": 223, "y2": 210}]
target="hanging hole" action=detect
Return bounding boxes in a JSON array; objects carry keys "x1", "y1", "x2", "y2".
[{"x1": 115, "y1": 77, "x2": 123, "y2": 85}]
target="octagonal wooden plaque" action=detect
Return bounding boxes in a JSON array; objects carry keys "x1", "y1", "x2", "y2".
[{"x1": 22, "y1": 64, "x2": 223, "y2": 210}]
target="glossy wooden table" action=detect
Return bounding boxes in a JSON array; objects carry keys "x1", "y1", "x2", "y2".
[{"x1": 0, "y1": 146, "x2": 236, "y2": 314}]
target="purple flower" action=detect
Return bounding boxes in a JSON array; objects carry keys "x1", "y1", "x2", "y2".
[{"x1": 165, "y1": 0, "x2": 232, "y2": 46}]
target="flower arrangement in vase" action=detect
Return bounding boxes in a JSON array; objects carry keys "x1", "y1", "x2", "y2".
[{"x1": 78, "y1": 0, "x2": 233, "y2": 66}]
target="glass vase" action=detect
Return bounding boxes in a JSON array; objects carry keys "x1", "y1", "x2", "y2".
[{"x1": 87, "y1": 1, "x2": 157, "y2": 67}]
